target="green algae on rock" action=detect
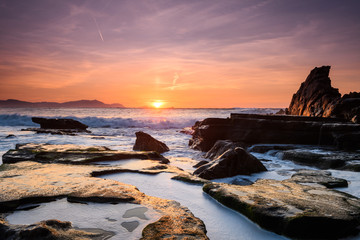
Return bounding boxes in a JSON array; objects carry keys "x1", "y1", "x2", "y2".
[{"x1": 203, "y1": 179, "x2": 360, "y2": 239}]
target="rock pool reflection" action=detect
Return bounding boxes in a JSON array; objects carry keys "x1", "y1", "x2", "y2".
[{"x1": 101, "y1": 172, "x2": 288, "y2": 240}]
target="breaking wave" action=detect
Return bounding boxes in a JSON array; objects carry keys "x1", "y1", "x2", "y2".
[{"x1": 0, "y1": 114, "x2": 198, "y2": 129}]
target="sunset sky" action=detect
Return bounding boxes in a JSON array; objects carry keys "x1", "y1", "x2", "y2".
[{"x1": 0, "y1": 0, "x2": 359, "y2": 108}]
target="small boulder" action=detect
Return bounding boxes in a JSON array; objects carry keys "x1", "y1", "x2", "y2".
[
  {"x1": 133, "y1": 131, "x2": 170, "y2": 153},
  {"x1": 32, "y1": 117, "x2": 88, "y2": 130},
  {"x1": 194, "y1": 147, "x2": 267, "y2": 180}
]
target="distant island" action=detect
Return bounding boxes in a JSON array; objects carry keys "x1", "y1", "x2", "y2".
[{"x1": 0, "y1": 99, "x2": 125, "y2": 108}]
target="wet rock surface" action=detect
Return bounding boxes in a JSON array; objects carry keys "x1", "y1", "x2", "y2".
[
  {"x1": 32, "y1": 117, "x2": 88, "y2": 130},
  {"x1": 0, "y1": 218, "x2": 115, "y2": 240},
  {"x1": 249, "y1": 144, "x2": 360, "y2": 171},
  {"x1": 280, "y1": 148, "x2": 360, "y2": 171},
  {"x1": 0, "y1": 144, "x2": 208, "y2": 239},
  {"x1": 23, "y1": 117, "x2": 91, "y2": 136},
  {"x1": 189, "y1": 113, "x2": 360, "y2": 152},
  {"x1": 193, "y1": 147, "x2": 267, "y2": 180},
  {"x1": 3, "y1": 143, "x2": 170, "y2": 164},
  {"x1": 133, "y1": 131, "x2": 170, "y2": 153},
  {"x1": 289, "y1": 169, "x2": 348, "y2": 188},
  {"x1": 204, "y1": 140, "x2": 243, "y2": 160},
  {"x1": 21, "y1": 127, "x2": 90, "y2": 135},
  {"x1": 203, "y1": 179, "x2": 360, "y2": 239}
]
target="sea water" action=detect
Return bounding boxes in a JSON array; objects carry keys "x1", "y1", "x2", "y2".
[{"x1": 1, "y1": 107, "x2": 360, "y2": 239}]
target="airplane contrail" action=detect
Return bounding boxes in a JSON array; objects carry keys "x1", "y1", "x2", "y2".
[{"x1": 92, "y1": 16, "x2": 104, "y2": 42}]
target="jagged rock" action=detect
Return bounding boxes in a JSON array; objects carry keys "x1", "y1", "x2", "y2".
[
  {"x1": 204, "y1": 140, "x2": 243, "y2": 160},
  {"x1": 287, "y1": 66, "x2": 341, "y2": 117},
  {"x1": 32, "y1": 117, "x2": 88, "y2": 130},
  {"x1": 133, "y1": 131, "x2": 170, "y2": 153},
  {"x1": 287, "y1": 66, "x2": 360, "y2": 123},
  {"x1": 190, "y1": 114, "x2": 360, "y2": 152},
  {"x1": 193, "y1": 147, "x2": 267, "y2": 180},
  {"x1": 193, "y1": 160, "x2": 209, "y2": 168},
  {"x1": 2, "y1": 143, "x2": 170, "y2": 164},
  {"x1": 331, "y1": 92, "x2": 360, "y2": 123},
  {"x1": 289, "y1": 169, "x2": 348, "y2": 188},
  {"x1": 203, "y1": 180, "x2": 360, "y2": 239}
]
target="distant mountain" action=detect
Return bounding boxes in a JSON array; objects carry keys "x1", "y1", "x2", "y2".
[{"x1": 0, "y1": 99, "x2": 125, "y2": 108}]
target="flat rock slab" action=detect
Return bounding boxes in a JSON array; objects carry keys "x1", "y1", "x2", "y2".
[
  {"x1": 21, "y1": 127, "x2": 91, "y2": 135},
  {"x1": 203, "y1": 179, "x2": 360, "y2": 239},
  {"x1": 289, "y1": 169, "x2": 348, "y2": 188},
  {"x1": 281, "y1": 149, "x2": 360, "y2": 171},
  {"x1": 0, "y1": 161, "x2": 208, "y2": 239},
  {"x1": 2, "y1": 143, "x2": 169, "y2": 164}
]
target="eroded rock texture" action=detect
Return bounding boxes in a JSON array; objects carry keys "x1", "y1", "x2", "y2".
[
  {"x1": 204, "y1": 180, "x2": 360, "y2": 239},
  {"x1": 190, "y1": 114, "x2": 360, "y2": 152},
  {"x1": 0, "y1": 144, "x2": 208, "y2": 239},
  {"x1": 3, "y1": 143, "x2": 169, "y2": 164},
  {"x1": 287, "y1": 66, "x2": 360, "y2": 123},
  {"x1": 194, "y1": 147, "x2": 266, "y2": 180},
  {"x1": 287, "y1": 66, "x2": 341, "y2": 117}
]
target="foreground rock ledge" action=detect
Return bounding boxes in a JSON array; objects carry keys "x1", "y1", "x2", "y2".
[
  {"x1": 0, "y1": 152, "x2": 208, "y2": 239},
  {"x1": 203, "y1": 180, "x2": 360, "y2": 239},
  {"x1": 2, "y1": 143, "x2": 170, "y2": 164}
]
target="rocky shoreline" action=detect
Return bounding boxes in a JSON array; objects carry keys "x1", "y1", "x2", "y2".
[
  {"x1": 1, "y1": 142, "x2": 360, "y2": 239},
  {"x1": 185, "y1": 66, "x2": 360, "y2": 239},
  {"x1": 0, "y1": 143, "x2": 208, "y2": 239},
  {"x1": 1, "y1": 66, "x2": 359, "y2": 239}
]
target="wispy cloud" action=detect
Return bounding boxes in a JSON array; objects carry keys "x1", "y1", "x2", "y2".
[{"x1": 92, "y1": 16, "x2": 104, "y2": 42}]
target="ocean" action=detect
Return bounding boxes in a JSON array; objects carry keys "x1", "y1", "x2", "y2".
[{"x1": 1, "y1": 107, "x2": 360, "y2": 240}]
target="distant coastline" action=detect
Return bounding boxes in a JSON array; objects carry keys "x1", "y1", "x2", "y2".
[{"x1": 0, "y1": 99, "x2": 125, "y2": 108}]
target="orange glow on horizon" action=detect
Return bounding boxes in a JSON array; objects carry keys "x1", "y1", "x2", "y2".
[{"x1": 152, "y1": 100, "x2": 164, "y2": 108}]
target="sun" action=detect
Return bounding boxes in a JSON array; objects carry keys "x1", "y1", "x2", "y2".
[{"x1": 152, "y1": 101, "x2": 164, "y2": 108}]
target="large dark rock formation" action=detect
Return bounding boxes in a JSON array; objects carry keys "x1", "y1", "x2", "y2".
[
  {"x1": 193, "y1": 147, "x2": 267, "y2": 180},
  {"x1": 287, "y1": 66, "x2": 341, "y2": 117},
  {"x1": 189, "y1": 114, "x2": 360, "y2": 152},
  {"x1": 133, "y1": 131, "x2": 170, "y2": 153},
  {"x1": 287, "y1": 66, "x2": 360, "y2": 122},
  {"x1": 203, "y1": 180, "x2": 360, "y2": 239},
  {"x1": 331, "y1": 92, "x2": 360, "y2": 123}
]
